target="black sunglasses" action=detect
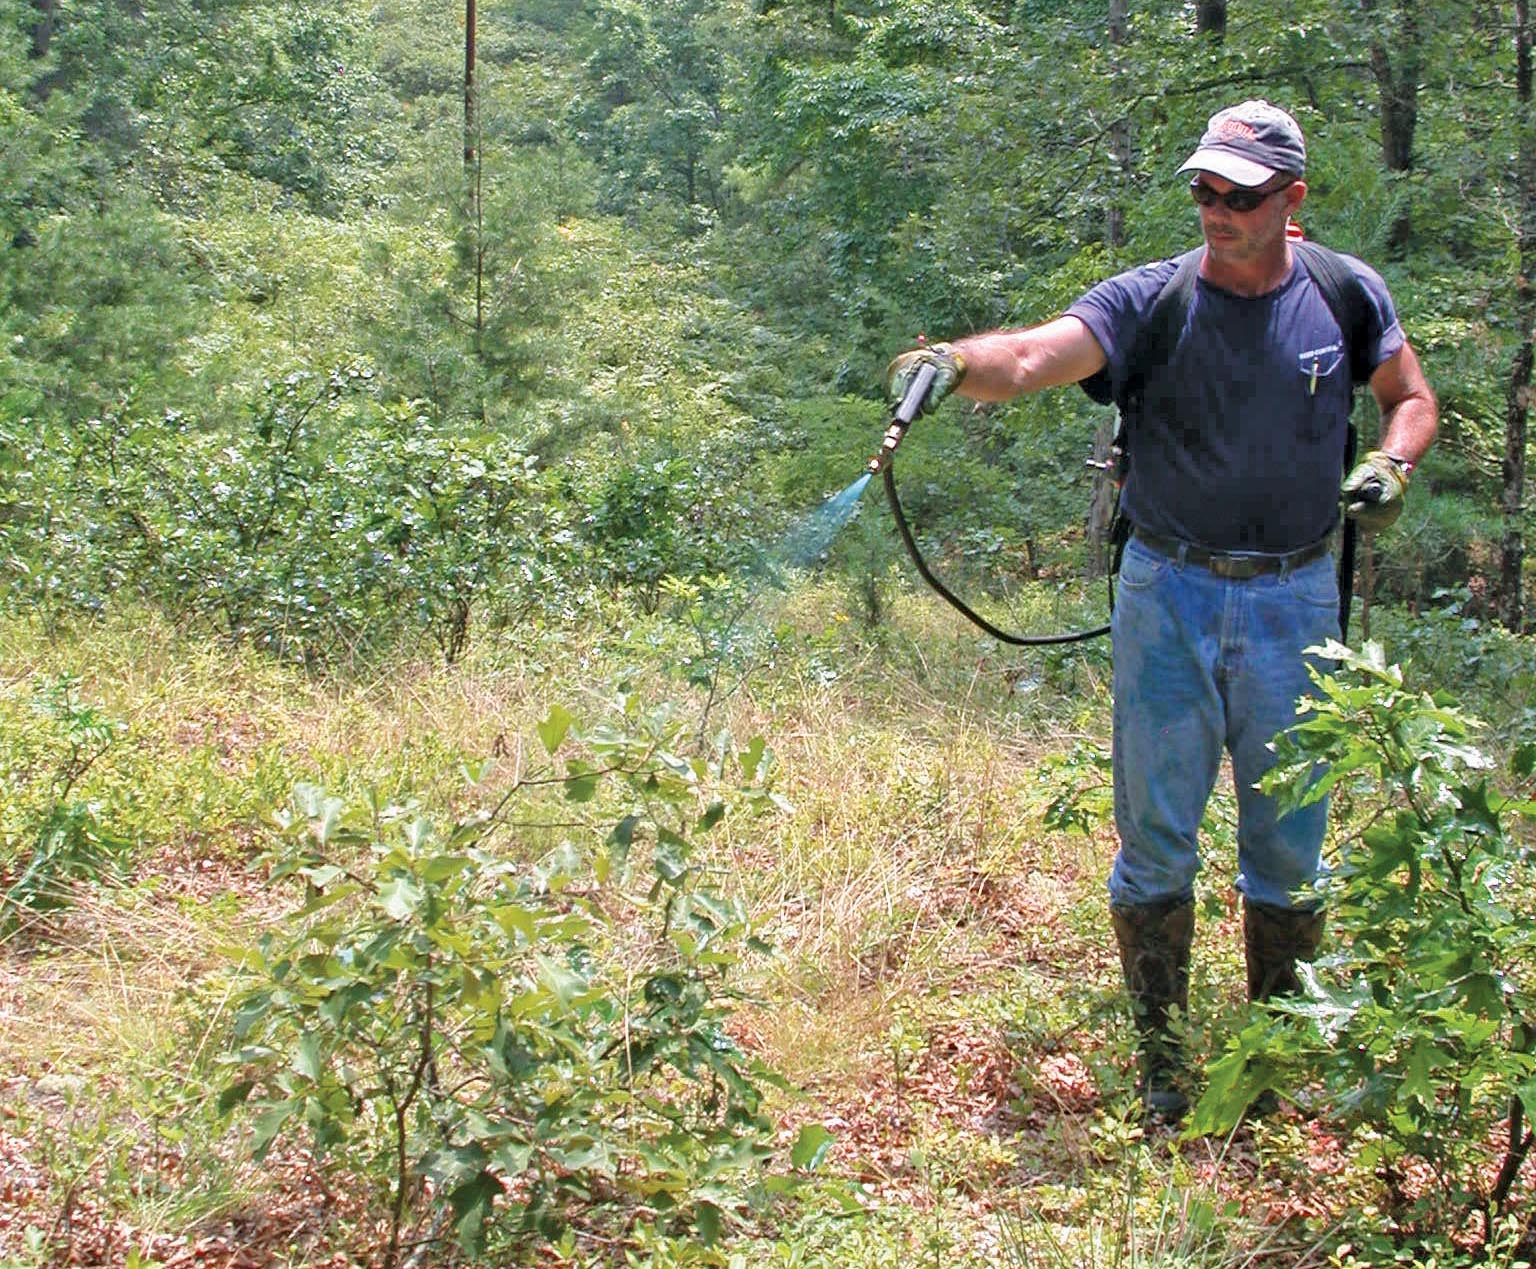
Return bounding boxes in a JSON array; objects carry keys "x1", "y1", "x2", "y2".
[{"x1": 1189, "y1": 177, "x2": 1294, "y2": 213}]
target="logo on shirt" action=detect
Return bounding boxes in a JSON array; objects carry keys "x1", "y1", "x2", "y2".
[
  {"x1": 1297, "y1": 341, "x2": 1343, "y2": 372},
  {"x1": 1298, "y1": 340, "x2": 1344, "y2": 393}
]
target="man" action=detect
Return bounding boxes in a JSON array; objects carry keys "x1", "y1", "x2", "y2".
[{"x1": 887, "y1": 101, "x2": 1438, "y2": 1118}]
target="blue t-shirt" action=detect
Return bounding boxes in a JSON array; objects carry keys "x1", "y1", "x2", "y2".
[{"x1": 1066, "y1": 250, "x2": 1404, "y2": 553}]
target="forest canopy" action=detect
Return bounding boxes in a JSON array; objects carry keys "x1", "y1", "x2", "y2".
[{"x1": 1, "y1": 0, "x2": 1530, "y2": 654}]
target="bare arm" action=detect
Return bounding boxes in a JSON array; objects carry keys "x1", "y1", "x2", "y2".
[
  {"x1": 949, "y1": 315, "x2": 1108, "y2": 402},
  {"x1": 1369, "y1": 340, "x2": 1438, "y2": 465}
]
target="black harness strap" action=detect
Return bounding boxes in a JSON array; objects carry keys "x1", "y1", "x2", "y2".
[{"x1": 1293, "y1": 240, "x2": 1373, "y2": 641}]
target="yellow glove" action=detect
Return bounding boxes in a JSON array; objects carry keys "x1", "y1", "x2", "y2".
[
  {"x1": 885, "y1": 342, "x2": 966, "y2": 415},
  {"x1": 1341, "y1": 450, "x2": 1412, "y2": 532}
]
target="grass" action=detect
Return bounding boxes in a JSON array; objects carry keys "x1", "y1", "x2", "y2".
[{"x1": 1, "y1": 589, "x2": 1528, "y2": 1266}]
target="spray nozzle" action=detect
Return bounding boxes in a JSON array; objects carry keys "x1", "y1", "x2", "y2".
[{"x1": 868, "y1": 362, "x2": 938, "y2": 474}]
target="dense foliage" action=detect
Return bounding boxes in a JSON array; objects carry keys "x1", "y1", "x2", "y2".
[
  {"x1": 222, "y1": 704, "x2": 788, "y2": 1263},
  {"x1": 1, "y1": 0, "x2": 1530, "y2": 647}
]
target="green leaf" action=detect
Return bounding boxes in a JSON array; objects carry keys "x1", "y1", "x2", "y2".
[
  {"x1": 790, "y1": 1123, "x2": 834, "y2": 1171},
  {"x1": 299, "y1": 881, "x2": 362, "y2": 915},
  {"x1": 492, "y1": 1142, "x2": 534, "y2": 1174},
  {"x1": 536, "y1": 954, "x2": 586, "y2": 1011},
  {"x1": 538, "y1": 705, "x2": 575, "y2": 755},
  {"x1": 460, "y1": 756, "x2": 495, "y2": 785},
  {"x1": 739, "y1": 736, "x2": 767, "y2": 781},
  {"x1": 217, "y1": 1079, "x2": 256, "y2": 1113},
  {"x1": 449, "y1": 1172, "x2": 501, "y2": 1254},
  {"x1": 1515, "y1": 742, "x2": 1536, "y2": 779},
  {"x1": 1516, "y1": 1077, "x2": 1536, "y2": 1127},
  {"x1": 491, "y1": 903, "x2": 537, "y2": 941},
  {"x1": 695, "y1": 1199, "x2": 724, "y2": 1245},
  {"x1": 547, "y1": 1137, "x2": 613, "y2": 1172},
  {"x1": 654, "y1": 828, "x2": 690, "y2": 883},
  {"x1": 423, "y1": 854, "x2": 472, "y2": 883},
  {"x1": 301, "y1": 864, "x2": 347, "y2": 889},
  {"x1": 1399, "y1": 1039, "x2": 1438, "y2": 1107},
  {"x1": 249, "y1": 1100, "x2": 298, "y2": 1161},
  {"x1": 292, "y1": 1031, "x2": 323, "y2": 1081},
  {"x1": 608, "y1": 814, "x2": 640, "y2": 869},
  {"x1": 563, "y1": 760, "x2": 600, "y2": 803},
  {"x1": 377, "y1": 876, "x2": 424, "y2": 920},
  {"x1": 310, "y1": 796, "x2": 345, "y2": 847},
  {"x1": 292, "y1": 783, "x2": 328, "y2": 819}
]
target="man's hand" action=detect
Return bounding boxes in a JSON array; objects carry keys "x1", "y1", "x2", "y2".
[
  {"x1": 1342, "y1": 450, "x2": 1411, "y2": 532},
  {"x1": 886, "y1": 342, "x2": 966, "y2": 414}
]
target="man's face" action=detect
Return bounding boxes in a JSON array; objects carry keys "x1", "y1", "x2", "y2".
[{"x1": 1191, "y1": 171, "x2": 1305, "y2": 264}]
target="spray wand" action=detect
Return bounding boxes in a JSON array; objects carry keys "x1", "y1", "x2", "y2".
[{"x1": 868, "y1": 363, "x2": 937, "y2": 474}]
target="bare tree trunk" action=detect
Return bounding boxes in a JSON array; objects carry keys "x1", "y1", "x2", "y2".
[
  {"x1": 29, "y1": 0, "x2": 54, "y2": 58},
  {"x1": 465, "y1": 0, "x2": 484, "y2": 356},
  {"x1": 1503, "y1": 0, "x2": 1534, "y2": 630},
  {"x1": 1087, "y1": 425, "x2": 1120, "y2": 577},
  {"x1": 1105, "y1": 0, "x2": 1129, "y2": 249},
  {"x1": 464, "y1": 0, "x2": 477, "y2": 171},
  {"x1": 1106, "y1": 0, "x2": 1130, "y2": 251},
  {"x1": 1362, "y1": 0, "x2": 1421, "y2": 256},
  {"x1": 1196, "y1": 0, "x2": 1227, "y2": 37},
  {"x1": 1088, "y1": 0, "x2": 1133, "y2": 574}
]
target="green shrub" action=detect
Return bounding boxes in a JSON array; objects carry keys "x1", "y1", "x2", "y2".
[
  {"x1": 0, "y1": 675, "x2": 132, "y2": 931},
  {"x1": 219, "y1": 699, "x2": 788, "y2": 1265},
  {"x1": 1, "y1": 375, "x2": 590, "y2": 663},
  {"x1": 1192, "y1": 641, "x2": 1536, "y2": 1262}
]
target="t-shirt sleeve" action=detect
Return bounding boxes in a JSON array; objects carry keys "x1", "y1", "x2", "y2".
[
  {"x1": 1065, "y1": 260, "x2": 1179, "y2": 405},
  {"x1": 1345, "y1": 254, "x2": 1406, "y2": 374}
]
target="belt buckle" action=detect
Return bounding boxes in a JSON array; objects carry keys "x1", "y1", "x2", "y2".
[{"x1": 1207, "y1": 554, "x2": 1263, "y2": 580}]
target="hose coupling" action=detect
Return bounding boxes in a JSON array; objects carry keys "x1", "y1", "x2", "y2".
[{"x1": 868, "y1": 420, "x2": 909, "y2": 473}]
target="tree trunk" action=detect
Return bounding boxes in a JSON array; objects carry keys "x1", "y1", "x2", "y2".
[
  {"x1": 465, "y1": 0, "x2": 484, "y2": 355},
  {"x1": 1086, "y1": 422, "x2": 1120, "y2": 576},
  {"x1": 1106, "y1": 0, "x2": 1129, "y2": 249},
  {"x1": 1087, "y1": 0, "x2": 1133, "y2": 574},
  {"x1": 1196, "y1": 0, "x2": 1227, "y2": 37},
  {"x1": 1503, "y1": 0, "x2": 1534, "y2": 630},
  {"x1": 29, "y1": 0, "x2": 54, "y2": 58},
  {"x1": 464, "y1": 0, "x2": 477, "y2": 172},
  {"x1": 1362, "y1": 0, "x2": 1421, "y2": 256}
]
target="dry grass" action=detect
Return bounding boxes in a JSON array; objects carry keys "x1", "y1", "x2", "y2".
[{"x1": 0, "y1": 599, "x2": 1372, "y2": 1266}]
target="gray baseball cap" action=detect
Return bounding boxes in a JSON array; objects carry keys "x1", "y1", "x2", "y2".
[{"x1": 1177, "y1": 100, "x2": 1307, "y2": 187}]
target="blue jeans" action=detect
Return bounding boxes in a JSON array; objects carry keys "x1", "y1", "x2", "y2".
[{"x1": 1108, "y1": 535, "x2": 1339, "y2": 911}]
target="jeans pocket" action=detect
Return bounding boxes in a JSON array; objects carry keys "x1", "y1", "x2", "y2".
[
  {"x1": 1286, "y1": 558, "x2": 1339, "y2": 610},
  {"x1": 1119, "y1": 539, "x2": 1170, "y2": 591}
]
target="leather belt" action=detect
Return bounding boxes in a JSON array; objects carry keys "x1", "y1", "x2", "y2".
[{"x1": 1133, "y1": 530, "x2": 1330, "y2": 580}]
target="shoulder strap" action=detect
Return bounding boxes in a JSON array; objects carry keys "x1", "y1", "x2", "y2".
[
  {"x1": 1117, "y1": 248, "x2": 1204, "y2": 419},
  {"x1": 1119, "y1": 241, "x2": 1374, "y2": 401},
  {"x1": 1291, "y1": 239, "x2": 1374, "y2": 388}
]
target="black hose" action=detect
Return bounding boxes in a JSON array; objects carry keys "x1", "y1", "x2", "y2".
[{"x1": 882, "y1": 462, "x2": 1113, "y2": 646}]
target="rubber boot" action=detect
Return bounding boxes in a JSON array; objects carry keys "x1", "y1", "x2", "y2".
[
  {"x1": 1243, "y1": 899, "x2": 1324, "y2": 1003},
  {"x1": 1242, "y1": 899, "x2": 1324, "y2": 1118},
  {"x1": 1111, "y1": 897, "x2": 1195, "y2": 1121}
]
